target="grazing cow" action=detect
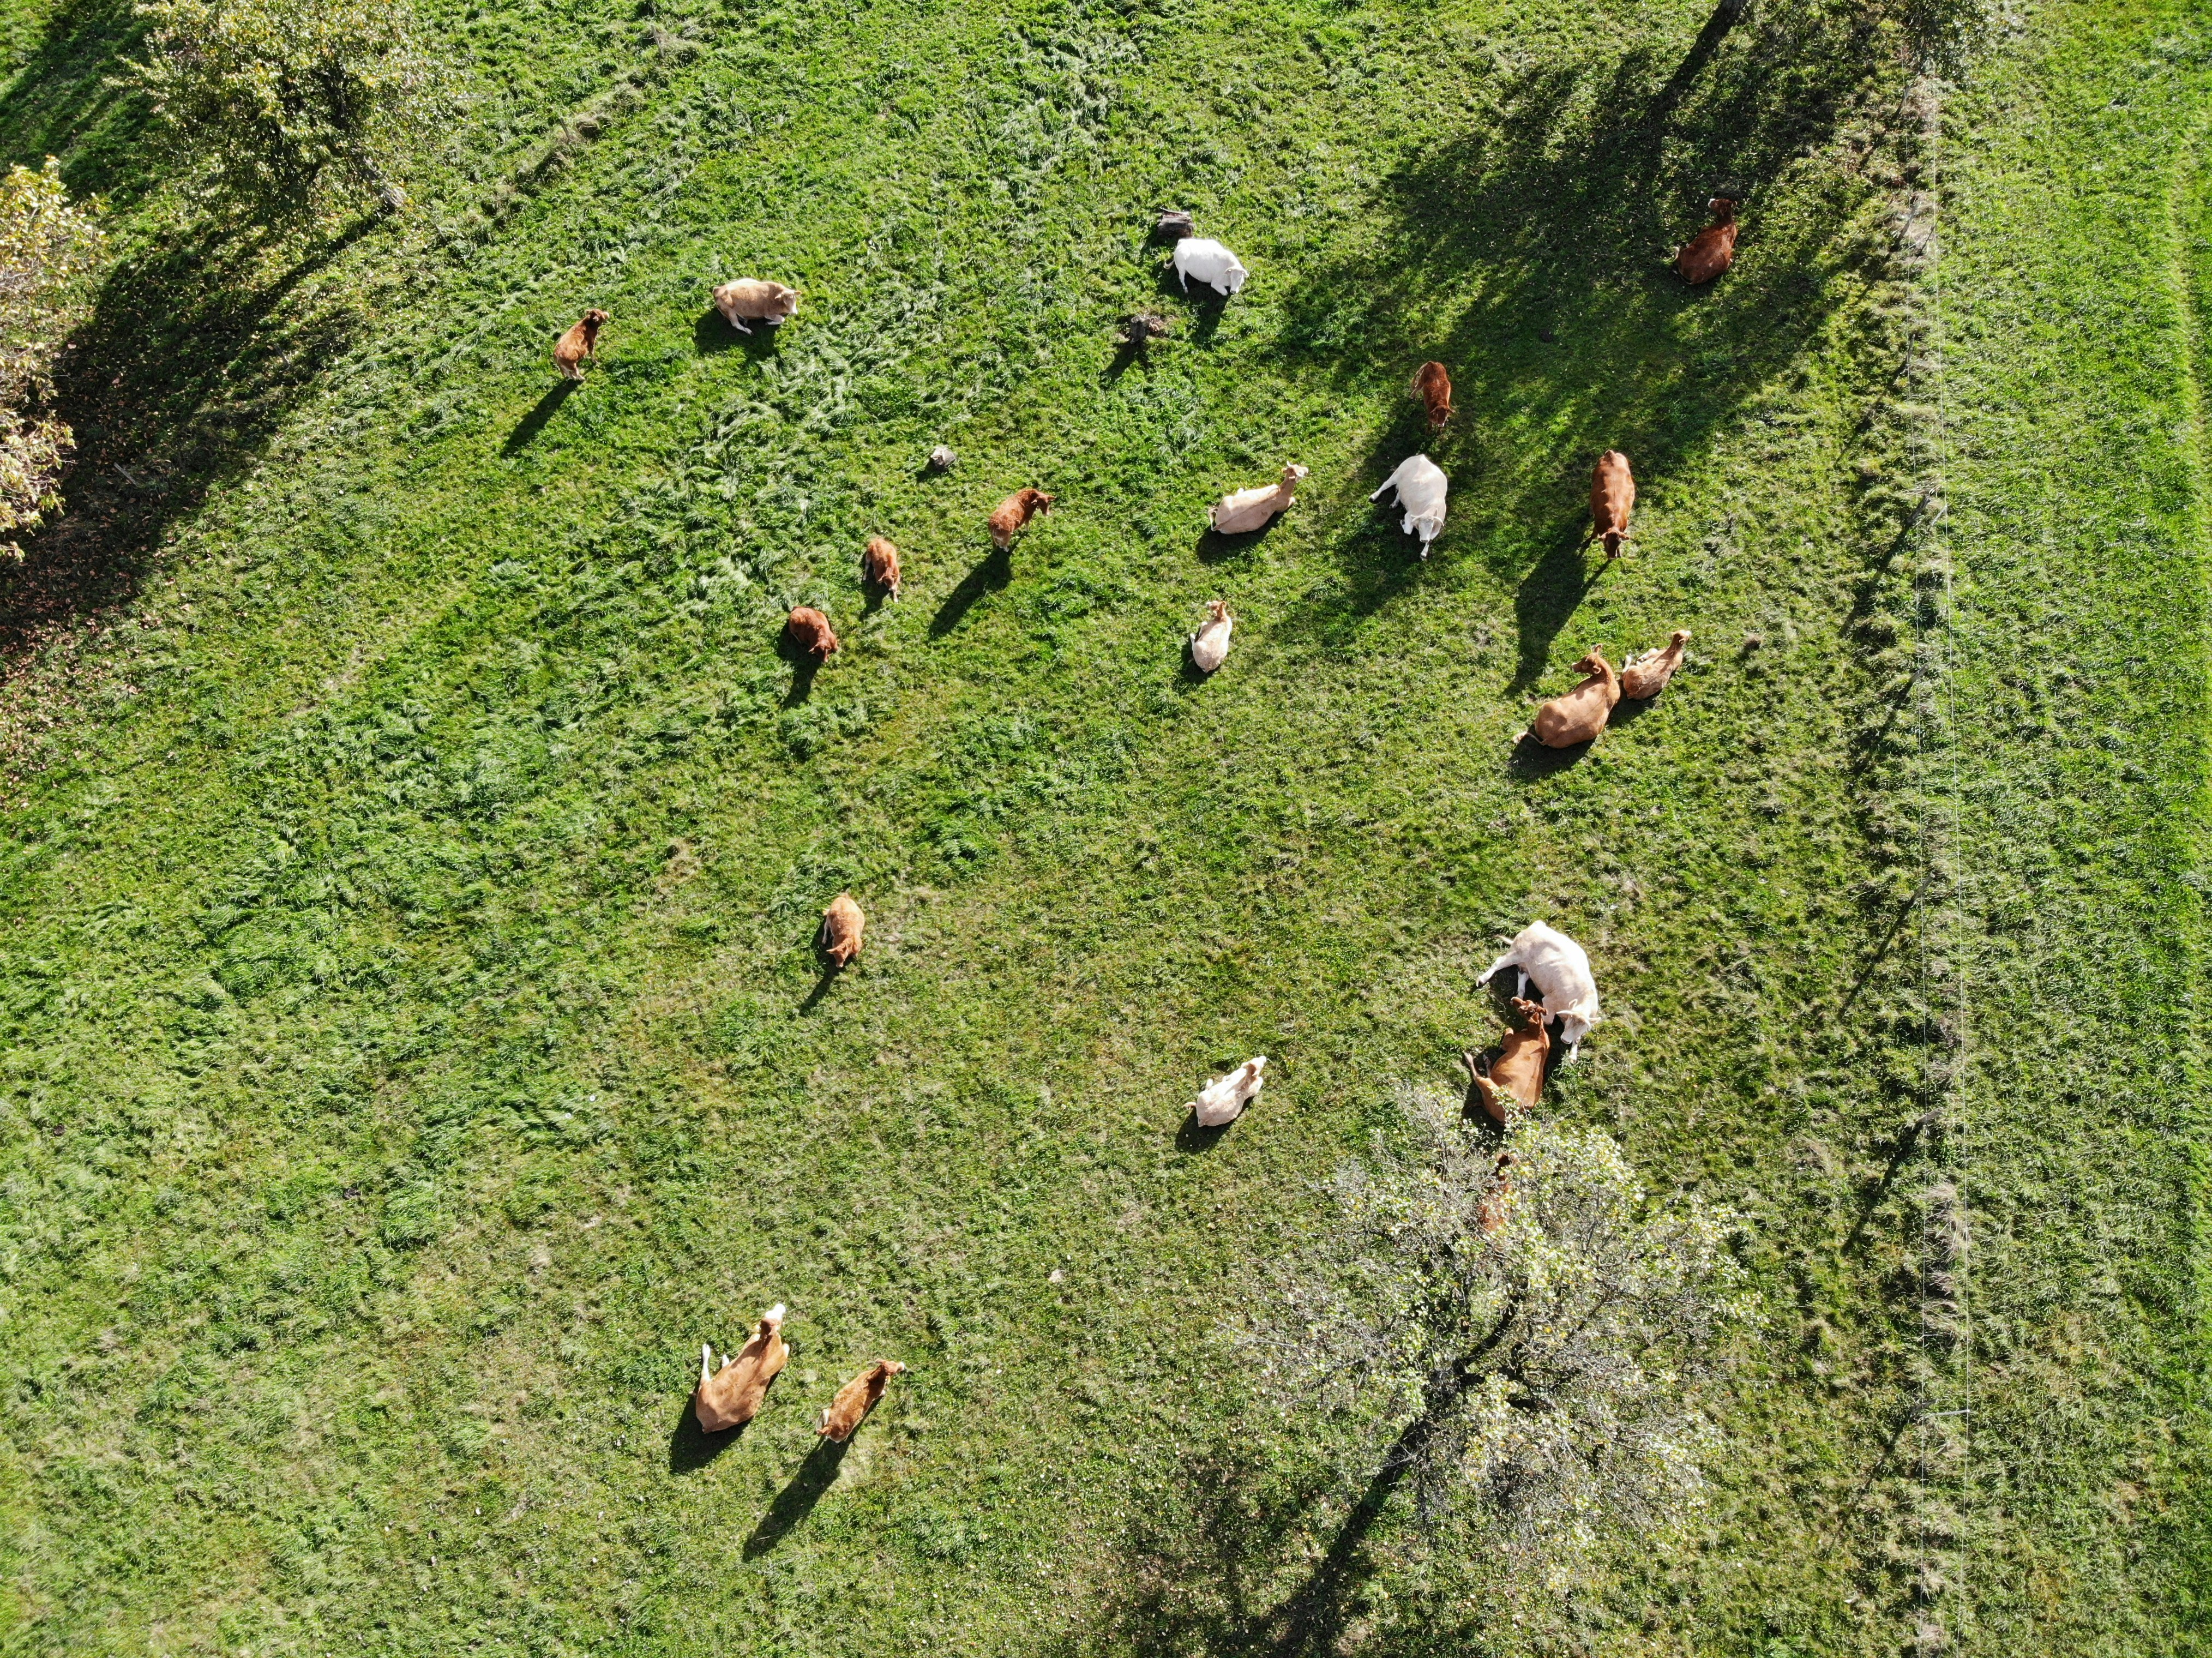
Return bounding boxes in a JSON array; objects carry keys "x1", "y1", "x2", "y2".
[
  {"x1": 1171, "y1": 237, "x2": 1249, "y2": 297},
  {"x1": 1675, "y1": 198, "x2": 1740, "y2": 286},
  {"x1": 695, "y1": 1304, "x2": 789, "y2": 1432},
  {"x1": 1476, "y1": 922, "x2": 1601, "y2": 1057},
  {"x1": 817, "y1": 1360, "x2": 906, "y2": 1442},
  {"x1": 1189, "y1": 599, "x2": 1234, "y2": 674},
  {"x1": 1412, "y1": 361, "x2": 1452, "y2": 428},
  {"x1": 1463, "y1": 996, "x2": 1551, "y2": 1125},
  {"x1": 552, "y1": 308, "x2": 608, "y2": 380},
  {"x1": 1621, "y1": 629, "x2": 1691, "y2": 699},
  {"x1": 1190, "y1": 1055, "x2": 1267, "y2": 1127},
  {"x1": 1478, "y1": 1150, "x2": 1517, "y2": 1235},
  {"x1": 1589, "y1": 450, "x2": 1635, "y2": 558},
  {"x1": 712, "y1": 278, "x2": 800, "y2": 334},
  {"x1": 1370, "y1": 454, "x2": 1448, "y2": 555},
  {"x1": 786, "y1": 605, "x2": 839, "y2": 660},
  {"x1": 989, "y1": 488, "x2": 1055, "y2": 550},
  {"x1": 1528, "y1": 650, "x2": 1620, "y2": 748},
  {"x1": 1210, "y1": 464, "x2": 1307, "y2": 533},
  {"x1": 820, "y1": 892, "x2": 865, "y2": 969},
  {"x1": 861, "y1": 536, "x2": 902, "y2": 598}
]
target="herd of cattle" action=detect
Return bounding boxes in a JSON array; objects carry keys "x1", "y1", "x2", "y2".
[{"x1": 542, "y1": 194, "x2": 1743, "y2": 1441}]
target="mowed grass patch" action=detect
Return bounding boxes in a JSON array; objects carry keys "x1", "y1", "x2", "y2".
[{"x1": 0, "y1": 0, "x2": 2204, "y2": 1653}]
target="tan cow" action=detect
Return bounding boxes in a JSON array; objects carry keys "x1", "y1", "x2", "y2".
[
  {"x1": 1589, "y1": 450, "x2": 1635, "y2": 558},
  {"x1": 552, "y1": 309, "x2": 608, "y2": 380},
  {"x1": 713, "y1": 278, "x2": 800, "y2": 334},
  {"x1": 1621, "y1": 629, "x2": 1690, "y2": 699},
  {"x1": 989, "y1": 488, "x2": 1054, "y2": 550},
  {"x1": 1463, "y1": 996, "x2": 1551, "y2": 1125},
  {"x1": 1411, "y1": 360, "x2": 1452, "y2": 428},
  {"x1": 816, "y1": 1360, "x2": 906, "y2": 1442},
  {"x1": 1529, "y1": 650, "x2": 1620, "y2": 748},
  {"x1": 1676, "y1": 198, "x2": 1740, "y2": 286},
  {"x1": 820, "y1": 892, "x2": 864, "y2": 968},
  {"x1": 695, "y1": 1305, "x2": 789, "y2": 1432},
  {"x1": 786, "y1": 606, "x2": 839, "y2": 660},
  {"x1": 861, "y1": 536, "x2": 902, "y2": 598}
]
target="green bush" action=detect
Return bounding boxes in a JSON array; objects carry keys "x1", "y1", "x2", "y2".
[
  {"x1": 0, "y1": 159, "x2": 104, "y2": 557},
  {"x1": 128, "y1": 0, "x2": 448, "y2": 225}
]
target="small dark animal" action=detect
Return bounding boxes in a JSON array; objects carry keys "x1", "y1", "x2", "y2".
[
  {"x1": 1676, "y1": 197, "x2": 1740, "y2": 285},
  {"x1": 1412, "y1": 360, "x2": 1452, "y2": 428},
  {"x1": 1121, "y1": 311, "x2": 1172, "y2": 347},
  {"x1": 1154, "y1": 208, "x2": 1195, "y2": 239},
  {"x1": 928, "y1": 445, "x2": 957, "y2": 471},
  {"x1": 552, "y1": 308, "x2": 608, "y2": 380}
]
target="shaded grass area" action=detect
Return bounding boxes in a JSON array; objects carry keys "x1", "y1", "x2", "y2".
[{"x1": 0, "y1": 0, "x2": 2202, "y2": 1654}]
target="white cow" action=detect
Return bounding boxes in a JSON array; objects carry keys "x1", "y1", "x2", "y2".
[
  {"x1": 1190, "y1": 1055, "x2": 1267, "y2": 1127},
  {"x1": 1172, "y1": 238, "x2": 1248, "y2": 297},
  {"x1": 1369, "y1": 454, "x2": 1448, "y2": 554},
  {"x1": 1189, "y1": 599, "x2": 1234, "y2": 674},
  {"x1": 1476, "y1": 924, "x2": 1601, "y2": 1058}
]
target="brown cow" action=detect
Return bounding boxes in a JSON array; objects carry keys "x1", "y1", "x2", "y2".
[
  {"x1": 695, "y1": 1305, "x2": 789, "y2": 1432},
  {"x1": 816, "y1": 1360, "x2": 906, "y2": 1442},
  {"x1": 786, "y1": 606, "x2": 839, "y2": 660},
  {"x1": 1412, "y1": 360, "x2": 1452, "y2": 429},
  {"x1": 1621, "y1": 629, "x2": 1691, "y2": 699},
  {"x1": 988, "y1": 488, "x2": 1055, "y2": 550},
  {"x1": 820, "y1": 892, "x2": 865, "y2": 968},
  {"x1": 1675, "y1": 198, "x2": 1740, "y2": 286},
  {"x1": 1529, "y1": 650, "x2": 1621, "y2": 748},
  {"x1": 552, "y1": 308, "x2": 608, "y2": 380},
  {"x1": 861, "y1": 536, "x2": 902, "y2": 598},
  {"x1": 1589, "y1": 450, "x2": 1635, "y2": 558},
  {"x1": 1463, "y1": 996, "x2": 1552, "y2": 1126}
]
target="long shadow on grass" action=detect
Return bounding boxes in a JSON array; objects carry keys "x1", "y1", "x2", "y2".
[
  {"x1": 504, "y1": 381, "x2": 579, "y2": 453},
  {"x1": 930, "y1": 545, "x2": 1013, "y2": 637},
  {"x1": 668, "y1": 1392, "x2": 739, "y2": 1474},
  {"x1": 0, "y1": 227, "x2": 359, "y2": 668},
  {"x1": 743, "y1": 1437, "x2": 848, "y2": 1558},
  {"x1": 0, "y1": 0, "x2": 158, "y2": 202},
  {"x1": 1273, "y1": 0, "x2": 1888, "y2": 675}
]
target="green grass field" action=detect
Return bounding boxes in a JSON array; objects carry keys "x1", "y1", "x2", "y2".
[{"x1": 0, "y1": 0, "x2": 2208, "y2": 1651}]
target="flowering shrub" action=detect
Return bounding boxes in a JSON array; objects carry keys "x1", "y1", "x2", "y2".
[{"x1": 0, "y1": 159, "x2": 104, "y2": 556}]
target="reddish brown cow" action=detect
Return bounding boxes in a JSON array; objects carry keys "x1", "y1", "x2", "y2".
[
  {"x1": 695, "y1": 1305, "x2": 789, "y2": 1432},
  {"x1": 1529, "y1": 650, "x2": 1621, "y2": 748},
  {"x1": 820, "y1": 892, "x2": 865, "y2": 969},
  {"x1": 1621, "y1": 629, "x2": 1691, "y2": 699},
  {"x1": 861, "y1": 536, "x2": 902, "y2": 597},
  {"x1": 1675, "y1": 197, "x2": 1740, "y2": 286},
  {"x1": 988, "y1": 488, "x2": 1055, "y2": 550},
  {"x1": 1464, "y1": 996, "x2": 1552, "y2": 1126},
  {"x1": 816, "y1": 1360, "x2": 906, "y2": 1442},
  {"x1": 1589, "y1": 450, "x2": 1635, "y2": 558},
  {"x1": 1411, "y1": 360, "x2": 1452, "y2": 429},
  {"x1": 785, "y1": 606, "x2": 839, "y2": 660},
  {"x1": 552, "y1": 309, "x2": 608, "y2": 380}
]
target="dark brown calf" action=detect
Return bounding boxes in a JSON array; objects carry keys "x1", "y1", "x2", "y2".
[
  {"x1": 816, "y1": 1360, "x2": 905, "y2": 1441},
  {"x1": 785, "y1": 605, "x2": 839, "y2": 660},
  {"x1": 1412, "y1": 360, "x2": 1452, "y2": 429},
  {"x1": 1676, "y1": 197, "x2": 1740, "y2": 286},
  {"x1": 553, "y1": 308, "x2": 608, "y2": 380},
  {"x1": 861, "y1": 536, "x2": 901, "y2": 597}
]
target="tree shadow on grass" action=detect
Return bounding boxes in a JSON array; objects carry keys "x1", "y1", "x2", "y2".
[
  {"x1": 1272, "y1": 0, "x2": 1892, "y2": 668},
  {"x1": 743, "y1": 1436, "x2": 848, "y2": 1558},
  {"x1": 0, "y1": 225, "x2": 361, "y2": 670},
  {"x1": 0, "y1": 0, "x2": 158, "y2": 204}
]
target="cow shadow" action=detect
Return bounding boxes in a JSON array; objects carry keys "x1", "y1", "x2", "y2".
[
  {"x1": 743, "y1": 1437, "x2": 849, "y2": 1558},
  {"x1": 668, "y1": 1390, "x2": 737, "y2": 1474},
  {"x1": 929, "y1": 544, "x2": 1012, "y2": 637},
  {"x1": 693, "y1": 308, "x2": 784, "y2": 359},
  {"x1": 503, "y1": 380, "x2": 578, "y2": 453}
]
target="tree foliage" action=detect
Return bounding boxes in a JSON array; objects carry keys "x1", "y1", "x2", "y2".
[
  {"x1": 128, "y1": 0, "x2": 446, "y2": 224},
  {"x1": 0, "y1": 159, "x2": 104, "y2": 557},
  {"x1": 1252, "y1": 1085, "x2": 1750, "y2": 1579}
]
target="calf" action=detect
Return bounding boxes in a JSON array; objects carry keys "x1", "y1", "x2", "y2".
[
  {"x1": 1621, "y1": 629, "x2": 1690, "y2": 699},
  {"x1": 1528, "y1": 649, "x2": 1620, "y2": 749},
  {"x1": 552, "y1": 308, "x2": 608, "y2": 380},
  {"x1": 695, "y1": 1305, "x2": 789, "y2": 1432},
  {"x1": 989, "y1": 488, "x2": 1055, "y2": 550},
  {"x1": 1589, "y1": 450, "x2": 1635, "y2": 558},
  {"x1": 1190, "y1": 1055, "x2": 1266, "y2": 1127},
  {"x1": 1209, "y1": 464, "x2": 1306, "y2": 533},
  {"x1": 817, "y1": 1360, "x2": 906, "y2": 1442},
  {"x1": 786, "y1": 605, "x2": 839, "y2": 660},
  {"x1": 1189, "y1": 599, "x2": 1234, "y2": 674},
  {"x1": 713, "y1": 278, "x2": 800, "y2": 334},
  {"x1": 820, "y1": 892, "x2": 865, "y2": 969},
  {"x1": 1411, "y1": 361, "x2": 1452, "y2": 428},
  {"x1": 1477, "y1": 922, "x2": 1601, "y2": 1057},
  {"x1": 861, "y1": 536, "x2": 902, "y2": 598},
  {"x1": 1370, "y1": 454, "x2": 1449, "y2": 555},
  {"x1": 1675, "y1": 197, "x2": 1740, "y2": 286},
  {"x1": 1463, "y1": 996, "x2": 1551, "y2": 1125}
]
